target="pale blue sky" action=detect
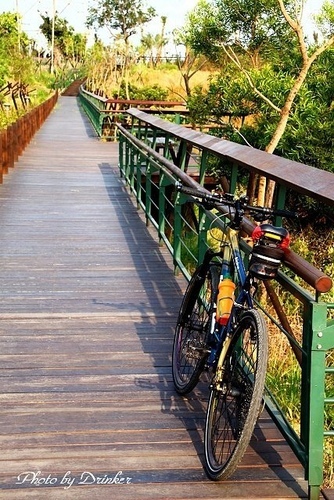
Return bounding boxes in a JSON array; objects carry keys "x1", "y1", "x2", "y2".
[
  {"x1": 0, "y1": 0, "x2": 199, "y2": 48},
  {"x1": 0, "y1": 0, "x2": 325, "y2": 50}
]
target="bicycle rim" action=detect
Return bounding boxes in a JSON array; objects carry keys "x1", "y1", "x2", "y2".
[
  {"x1": 204, "y1": 309, "x2": 268, "y2": 480},
  {"x1": 172, "y1": 265, "x2": 217, "y2": 395}
]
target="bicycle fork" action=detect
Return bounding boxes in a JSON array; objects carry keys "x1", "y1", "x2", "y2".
[{"x1": 210, "y1": 334, "x2": 233, "y2": 393}]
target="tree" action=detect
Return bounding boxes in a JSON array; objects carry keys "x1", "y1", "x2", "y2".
[
  {"x1": 184, "y1": 0, "x2": 334, "y2": 205},
  {"x1": 156, "y1": 16, "x2": 168, "y2": 62},
  {"x1": 86, "y1": 0, "x2": 156, "y2": 97},
  {"x1": 87, "y1": 0, "x2": 156, "y2": 43},
  {"x1": 173, "y1": 28, "x2": 209, "y2": 98},
  {"x1": 0, "y1": 12, "x2": 33, "y2": 86},
  {"x1": 185, "y1": 0, "x2": 292, "y2": 69},
  {"x1": 140, "y1": 33, "x2": 155, "y2": 66},
  {"x1": 140, "y1": 32, "x2": 168, "y2": 66},
  {"x1": 39, "y1": 14, "x2": 87, "y2": 70}
]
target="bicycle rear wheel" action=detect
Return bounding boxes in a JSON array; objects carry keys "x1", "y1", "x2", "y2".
[
  {"x1": 172, "y1": 264, "x2": 218, "y2": 395},
  {"x1": 204, "y1": 309, "x2": 268, "y2": 480}
]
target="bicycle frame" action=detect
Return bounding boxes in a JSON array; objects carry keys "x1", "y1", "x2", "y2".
[
  {"x1": 224, "y1": 226, "x2": 254, "y2": 310},
  {"x1": 205, "y1": 223, "x2": 256, "y2": 372},
  {"x1": 206, "y1": 225, "x2": 260, "y2": 393}
]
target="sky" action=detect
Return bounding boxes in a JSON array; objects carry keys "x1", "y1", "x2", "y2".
[
  {"x1": 0, "y1": 0, "x2": 326, "y2": 51},
  {"x1": 0, "y1": 0, "x2": 200, "y2": 49}
]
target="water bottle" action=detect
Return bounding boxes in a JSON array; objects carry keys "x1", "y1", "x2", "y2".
[{"x1": 216, "y1": 278, "x2": 236, "y2": 325}]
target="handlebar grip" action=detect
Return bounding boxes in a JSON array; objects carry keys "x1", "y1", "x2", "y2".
[{"x1": 274, "y1": 209, "x2": 298, "y2": 219}]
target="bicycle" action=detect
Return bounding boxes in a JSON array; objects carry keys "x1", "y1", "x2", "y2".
[{"x1": 172, "y1": 183, "x2": 295, "y2": 481}]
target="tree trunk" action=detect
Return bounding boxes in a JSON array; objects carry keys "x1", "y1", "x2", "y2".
[
  {"x1": 247, "y1": 171, "x2": 257, "y2": 205},
  {"x1": 263, "y1": 61, "x2": 312, "y2": 206}
]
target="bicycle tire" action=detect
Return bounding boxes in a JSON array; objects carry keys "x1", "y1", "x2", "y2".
[
  {"x1": 204, "y1": 309, "x2": 268, "y2": 480},
  {"x1": 172, "y1": 264, "x2": 219, "y2": 395}
]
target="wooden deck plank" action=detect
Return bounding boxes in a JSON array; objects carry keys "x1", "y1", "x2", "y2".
[{"x1": 0, "y1": 97, "x2": 311, "y2": 498}]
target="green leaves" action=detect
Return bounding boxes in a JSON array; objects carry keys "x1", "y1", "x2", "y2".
[
  {"x1": 184, "y1": 0, "x2": 292, "y2": 67},
  {"x1": 314, "y1": 0, "x2": 334, "y2": 37},
  {"x1": 39, "y1": 14, "x2": 87, "y2": 63},
  {"x1": 86, "y1": 0, "x2": 156, "y2": 42}
]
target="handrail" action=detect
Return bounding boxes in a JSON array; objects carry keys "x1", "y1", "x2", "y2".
[
  {"x1": 105, "y1": 98, "x2": 185, "y2": 107},
  {"x1": 118, "y1": 120, "x2": 332, "y2": 293},
  {"x1": 117, "y1": 112, "x2": 334, "y2": 499},
  {"x1": 126, "y1": 108, "x2": 334, "y2": 207},
  {"x1": 78, "y1": 85, "x2": 189, "y2": 139}
]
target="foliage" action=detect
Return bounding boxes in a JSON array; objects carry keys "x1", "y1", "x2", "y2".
[
  {"x1": 86, "y1": 0, "x2": 156, "y2": 44},
  {"x1": 140, "y1": 32, "x2": 168, "y2": 66},
  {"x1": 183, "y1": 0, "x2": 334, "y2": 207},
  {"x1": 39, "y1": 14, "x2": 87, "y2": 66},
  {"x1": 187, "y1": 71, "x2": 258, "y2": 125},
  {"x1": 116, "y1": 81, "x2": 168, "y2": 100},
  {"x1": 86, "y1": 0, "x2": 156, "y2": 99},
  {"x1": 0, "y1": 12, "x2": 31, "y2": 52},
  {"x1": 184, "y1": 0, "x2": 292, "y2": 68},
  {"x1": 266, "y1": 328, "x2": 334, "y2": 488},
  {"x1": 0, "y1": 11, "x2": 81, "y2": 125},
  {"x1": 0, "y1": 12, "x2": 32, "y2": 87},
  {"x1": 315, "y1": 0, "x2": 334, "y2": 36},
  {"x1": 183, "y1": 1, "x2": 334, "y2": 178},
  {"x1": 266, "y1": 347, "x2": 301, "y2": 431}
]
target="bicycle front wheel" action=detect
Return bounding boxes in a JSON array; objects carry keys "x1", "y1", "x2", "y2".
[
  {"x1": 172, "y1": 264, "x2": 218, "y2": 395},
  {"x1": 204, "y1": 309, "x2": 268, "y2": 480}
]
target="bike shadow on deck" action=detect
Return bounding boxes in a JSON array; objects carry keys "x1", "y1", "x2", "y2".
[{"x1": 97, "y1": 161, "x2": 308, "y2": 497}]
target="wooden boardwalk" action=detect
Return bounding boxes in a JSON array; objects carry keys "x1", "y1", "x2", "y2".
[{"x1": 0, "y1": 96, "x2": 311, "y2": 499}]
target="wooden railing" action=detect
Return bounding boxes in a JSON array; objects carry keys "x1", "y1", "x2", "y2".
[
  {"x1": 78, "y1": 85, "x2": 187, "y2": 139},
  {"x1": 0, "y1": 92, "x2": 58, "y2": 182}
]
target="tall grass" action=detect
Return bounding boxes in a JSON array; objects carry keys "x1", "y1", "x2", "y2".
[
  {"x1": 266, "y1": 318, "x2": 334, "y2": 488},
  {"x1": 129, "y1": 64, "x2": 213, "y2": 100},
  {"x1": 266, "y1": 338, "x2": 301, "y2": 431}
]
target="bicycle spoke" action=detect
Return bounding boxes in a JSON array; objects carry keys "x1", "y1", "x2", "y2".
[
  {"x1": 172, "y1": 265, "x2": 217, "y2": 394},
  {"x1": 204, "y1": 309, "x2": 268, "y2": 480}
]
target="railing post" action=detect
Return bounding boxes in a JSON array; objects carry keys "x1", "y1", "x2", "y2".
[
  {"x1": 135, "y1": 150, "x2": 145, "y2": 209},
  {"x1": 173, "y1": 191, "x2": 183, "y2": 275},
  {"x1": 229, "y1": 162, "x2": 238, "y2": 193},
  {"x1": 176, "y1": 140, "x2": 189, "y2": 171},
  {"x1": 158, "y1": 173, "x2": 170, "y2": 245},
  {"x1": 274, "y1": 184, "x2": 288, "y2": 225},
  {"x1": 118, "y1": 133, "x2": 125, "y2": 177},
  {"x1": 125, "y1": 136, "x2": 131, "y2": 184},
  {"x1": 130, "y1": 142, "x2": 138, "y2": 195},
  {"x1": 199, "y1": 150, "x2": 208, "y2": 185},
  {"x1": 301, "y1": 301, "x2": 328, "y2": 499},
  {"x1": 198, "y1": 207, "x2": 210, "y2": 264},
  {"x1": 145, "y1": 161, "x2": 153, "y2": 227}
]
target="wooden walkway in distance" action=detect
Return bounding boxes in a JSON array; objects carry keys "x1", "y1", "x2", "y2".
[{"x1": 0, "y1": 96, "x2": 312, "y2": 499}]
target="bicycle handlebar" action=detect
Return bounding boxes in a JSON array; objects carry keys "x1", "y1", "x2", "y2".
[{"x1": 175, "y1": 183, "x2": 297, "y2": 220}]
